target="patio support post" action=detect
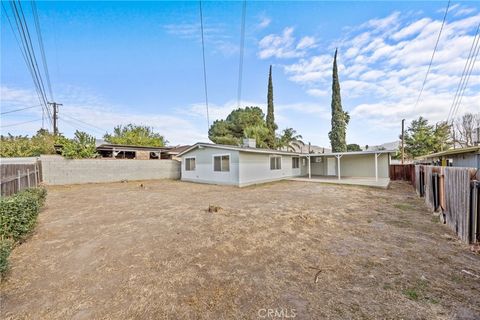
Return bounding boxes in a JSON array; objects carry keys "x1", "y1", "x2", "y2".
[
  {"x1": 336, "y1": 155, "x2": 342, "y2": 180},
  {"x1": 308, "y1": 156, "x2": 311, "y2": 179},
  {"x1": 374, "y1": 153, "x2": 380, "y2": 181}
]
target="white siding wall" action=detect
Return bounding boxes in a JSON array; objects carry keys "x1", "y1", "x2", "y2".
[
  {"x1": 181, "y1": 148, "x2": 240, "y2": 185},
  {"x1": 339, "y1": 153, "x2": 389, "y2": 178},
  {"x1": 238, "y1": 152, "x2": 305, "y2": 187},
  {"x1": 307, "y1": 154, "x2": 390, "y2": 178}
]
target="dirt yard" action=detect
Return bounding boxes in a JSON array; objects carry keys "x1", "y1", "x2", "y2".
[{"x1": 1, "y1": 180, "x2": 479, "y2": 319}]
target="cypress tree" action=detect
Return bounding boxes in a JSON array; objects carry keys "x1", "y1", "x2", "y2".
[
  {"x1": 328, "y1": 49, "x2": 349, "y2": 152},
  {"x1": 266, "y1": 65, "x2": 277, "y2": 148}
]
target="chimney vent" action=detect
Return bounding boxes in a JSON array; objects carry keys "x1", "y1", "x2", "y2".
[{"x1": 242, "y1": 138, "x2": 256, "y2": 148}]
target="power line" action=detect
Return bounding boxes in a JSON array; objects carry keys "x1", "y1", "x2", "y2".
[
  {"x1": 58, "y1": 116, "x2": 105, "y2": 136},
  {"x1": 237, "y1": 0, "x2": 246, "y2": 108},
  {"x1": 199, "y1": 0, "x2": 210, "y2": 132},
  {"x1": 0, "y1": 104, "x2": 42, "y2": 115},
  {"x1": 447, "y1": 23, "x2": 480, "y2": 123},
  {"x1": 31, "y1": 0, "x2": 54, "y2": 101},
  {"x1": 0, "y1": 118, "x2": 42, "y2": 128},
  {"x1": 2, "y1": 1, "x2": 49, "y2": 126},
  {"x1": 413, "y1": 0, "x2": 450, "y2": 109},
  {"x1": 8, "y1": 1, "x2": 52, "y2": 126},
  {"x1": 14, "y1": 1, "x2": 50, "y2": 108},
  {"x1": 60, "y1": 113, "x2": 106, "y2": 133}
]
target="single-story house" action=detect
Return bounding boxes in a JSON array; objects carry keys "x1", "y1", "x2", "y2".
[
  {"x1": 417, "y1": 146, "x2": 480, "y2": 169},
  {"x1": 178, "y1": 140, "x2": 393, "y2": 187}
]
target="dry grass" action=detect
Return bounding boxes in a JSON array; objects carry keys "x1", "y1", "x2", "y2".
[{"x1": 1, "y1": 180, "x2": 479, "y2": 319}]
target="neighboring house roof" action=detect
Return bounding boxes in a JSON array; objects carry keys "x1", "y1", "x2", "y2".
[
  {"x1": 417, "y1": 146, "x2": 480, "y2": 160},
  {"x1": 165, "y1": 145, "x2": 191, "y2": 155},
  {"x1": 178, "y1": 142, "x2": 395, "y2": 157},
  {"x1": 178, "y1": 143, "x2": 303, "y2": 157},
  {"x1": 96, "y1": 143, "x2": 165, "y2": 152}
]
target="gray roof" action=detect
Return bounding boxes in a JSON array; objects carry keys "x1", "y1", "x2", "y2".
[
  {"x1": 177, "y1": 143, "x2": 302, "y2": 157},
  {"x1": 178, "y1": 142, "x2": 395, "y2": 157},
  {"x1": 416, "y1": 146, "x2": 480, "y2": 160},
  {"x1": 309, "y1": 149, "x2": 395, "y2": 156}
]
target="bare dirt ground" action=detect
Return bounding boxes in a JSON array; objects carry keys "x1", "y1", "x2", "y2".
[{"x1": 1, "y1": 180, "x2": 480, "y2": 319}]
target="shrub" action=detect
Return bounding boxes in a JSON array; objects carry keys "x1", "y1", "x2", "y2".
[
  {"x1": 0, "y1": 187, "x2": 46, "y2": 278},
  {"x1": 0, "y1": 239, "x2": 12, "y2": 277},
  {"x1": 0, "y1": 187, "x2": 47, "y2": 241}
]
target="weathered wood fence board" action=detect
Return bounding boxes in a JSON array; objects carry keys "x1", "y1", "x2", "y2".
[
  {"x1": 415, "y1": 165, "x2": 479, "y2": 243},
  {"x1": 0, "y1": 161, "x2": 42, "y2": 197},
  {"x1": 389, "y1": 164, "x2": 415, "y2": 185}
]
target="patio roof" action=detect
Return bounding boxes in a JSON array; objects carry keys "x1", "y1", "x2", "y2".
[{"x1": 308, "y1": 149, "x2": 395, "y2": 156}]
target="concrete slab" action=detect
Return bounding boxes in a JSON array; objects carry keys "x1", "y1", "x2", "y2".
[{"x1": 289, "y1": 175, "x2": 390, "y2": 188}]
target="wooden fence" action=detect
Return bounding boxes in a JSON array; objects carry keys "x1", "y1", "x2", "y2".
[
  {"x1": 415, "y1": 165, "x2": 479, "y2": 244},
  {"x1": 0, "y1": 161, "x2": 42, "y2": 197},
  {"x1": 389, "y1": 164, "x2": 415, "y2": 185}
]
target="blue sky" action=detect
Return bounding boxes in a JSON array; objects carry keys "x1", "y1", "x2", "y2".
[{"x1": 1, "y1": 1, "x2": 479, "y2": 147}]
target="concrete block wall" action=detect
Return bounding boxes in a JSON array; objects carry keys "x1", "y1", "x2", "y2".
[{"x1": 40, "y1": 155, "x2": 180, "y2": 185}]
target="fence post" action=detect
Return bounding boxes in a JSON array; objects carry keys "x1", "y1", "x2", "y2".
[
  {"x1": 27, "y1": 169, "x2": 31, "y2": 187},
  {"x1": 17, "y1": 170, "x2": 21, "y2": 193},
  {"x1": 34, "y1": 165, "x2": 38, "y2": 187}
]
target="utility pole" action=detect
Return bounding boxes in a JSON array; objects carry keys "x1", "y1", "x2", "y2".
[
  {"x1": 48, "y1": 102, "x2": 62, "y2": 135},
  {"x1": 401, "y1": 119, "x2": 405, "y2": 164}
]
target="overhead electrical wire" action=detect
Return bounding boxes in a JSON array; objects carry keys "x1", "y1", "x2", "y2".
[
  {"x1": 2, "y1": 1, "x2": 49, "y2": 126},
  {"x1": 31, "y1": 0, "x2": 54, "y2": 101},
  {"x1": 199, "y1": 0, "x2": 210, "y2": 132},
  {"x1": 7, "y1": 0, "x2": 52, "y2": 126},
  {"x1": 0, "y1": 104, "x2": 42, "y2": 115},
  {"x1": 0, "y1": 118, "x2": 43, "y2": 128},
  {"x1": 237, "y1": 0, "x2": 246, "y2": 108},
  {"x1": 59, "y1": 116, "x2": 105, "y2": 135},
  {"x1": 447, "y1": 23, "x2": 480, "y2": 123},
  {"x1": 413, "y1": 0, "x2": 450, "y2": 110},
  {"x1": 60, "y1": 113, "x2": 106, "y2": 133},
  {"x1": 14, "y1": 1, "x2": 50, "y2": 110}
]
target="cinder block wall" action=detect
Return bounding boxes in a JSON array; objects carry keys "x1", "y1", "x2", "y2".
[{"x1": 40, "y1": 155, "x2": 180, "y2": 185}]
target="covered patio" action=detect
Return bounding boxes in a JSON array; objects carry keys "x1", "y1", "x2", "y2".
[
  {"x1": 297, "y1": 150, "x2": 393, "y2": 188},
  {"x1": 290, "y1": 175, "x2": 391, "y2": 188}
]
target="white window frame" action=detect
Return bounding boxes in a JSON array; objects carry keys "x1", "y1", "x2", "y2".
[
  {"x1": 292, "y1": 157, "x2": 300, "y2": 169},
  {"x1": 270, "y1": 155, "x2": 282, "y2": 170},
  {"x1": 212, "y1": 153, "x2": 231, "y2": 172},
  {"x1": 184, "y1": 156, "x2": 196, "y2": 171}
]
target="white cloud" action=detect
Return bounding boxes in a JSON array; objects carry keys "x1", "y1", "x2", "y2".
[
  {"x1": 306, "y1": 89, "x2": 328, "y2": 97},
  {"x1": 391, "y1": 18, "x2": 431, "y2": 40},
  {"x1": 257, "y1": 27, "x2": 316, "y2": 59},
  {"x1": 296, "y1": 36, "x2": 316, "y2": 50},
  {"x1": 1, "y1": 86, "x2": 206, "y2": 145},
  {"x1": 279, "y1": 9, "x2": 480, "y2": 130},
  {"x1": 163, "y1": 22, "x2": 238, "y2": 56},
  {"x1": 258, "y1": 16, "x2": 271, "y2": 29}
]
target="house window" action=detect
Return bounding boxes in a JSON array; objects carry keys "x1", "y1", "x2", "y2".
[
  {"x1": 214, "y1": 155, "x2": 230, "y2": 172},
  {"x1": 270, "y1": 156, "x2": 282, "y2": 170},
  {"x1": 185, "y1": 157, "x2": 196, "y2": 171},
  {"x1": 292, "y1": 157, "x2": 300, "y2": 169}
]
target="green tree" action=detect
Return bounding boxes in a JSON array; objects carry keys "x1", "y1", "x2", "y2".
[
  {"x1": 347, "y1": 143, "x2": 361, "y2": 151},
  {"x1": 104, "y1": 124, "x2": 167, "y2": 146},
  {"x1": 433, "y1": 121, "x2": 452, "y2": 152},
  {"x1": 403, "y1": 117, "x2": 434, "y2": 158},
  {"x1": 243, "y1": 125, "x2": 270, "y2": 148},
  {"x1": 0, "y1": 129, "x2": 57, "y2": 157},
  {"x1": 277, "y1": 128, "x2": 304, "y2": 151},
  {"x1": 59, "y1": 131, "x2": 98, "y2": 159},
  {"x1": 266, "y1": 65, "x2": 277, "y2": 148},
  {"x1": 328, "y1": 49, "x2": 349, "y2": 152},
  {"x1": 209, "y1": 107, "x2": 266, "y2": 145}
]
